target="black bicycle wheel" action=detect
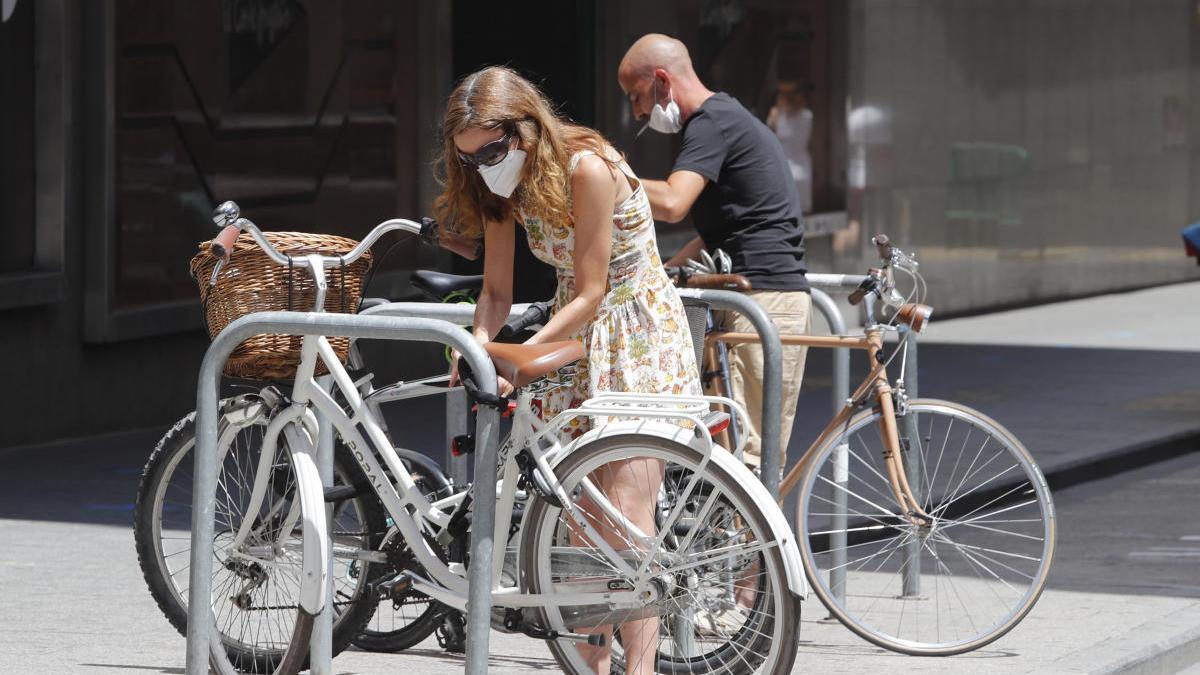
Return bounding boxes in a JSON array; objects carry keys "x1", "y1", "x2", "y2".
[{"x1": 352, "y1": 453, "x2": 453, "y2": 652}]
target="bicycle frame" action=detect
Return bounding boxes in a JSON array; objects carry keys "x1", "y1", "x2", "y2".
[{"x1": 706, "y1": 323, "x2": 933, "y2": 525}]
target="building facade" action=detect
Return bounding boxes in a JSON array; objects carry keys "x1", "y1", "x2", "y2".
[{"x1": 2, "y1": 0, "x2": 1197, "y2": 447}]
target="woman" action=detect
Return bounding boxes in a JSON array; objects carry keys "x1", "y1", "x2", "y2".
[{"x1": 435, "y1": 66, "x2": 701, "y2": 674}]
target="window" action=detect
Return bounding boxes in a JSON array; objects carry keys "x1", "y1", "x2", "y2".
[{"x1": 0, "y1": 0, "x2": 66, "y2": 310}]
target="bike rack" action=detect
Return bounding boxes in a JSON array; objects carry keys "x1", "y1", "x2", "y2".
[
  {"x1": 359, "y1": 300, "x2": 535, "y2": 486},
  {"x1": 675, "y1": 288, "x2": 784, "y2": 496},
  {"x1": 185, "y1": 311, "x2": 500, "y2": 675}
]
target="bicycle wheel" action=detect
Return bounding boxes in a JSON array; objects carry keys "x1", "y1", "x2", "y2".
[
  {"x1": 133, "y1": 399, "x2": 385, "y2": 672},
  {"x1": 796, "y1": 398, "x2": 1055, "y2": 655},
  {"x1": 520, "y1": 434, "x2": 800, "y2": 675}
]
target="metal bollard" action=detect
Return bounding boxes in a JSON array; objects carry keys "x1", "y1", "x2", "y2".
[{"x1": 899, "y1": 325, "x2": 923, "y2": 597}]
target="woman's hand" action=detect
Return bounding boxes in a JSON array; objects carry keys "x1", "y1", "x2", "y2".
[
  {"x1": 449, "y1": 350, "x2": 514, "y2": 397},
  {"x1": 495, "y1": 374, "x2": 514, "y2": 397}
]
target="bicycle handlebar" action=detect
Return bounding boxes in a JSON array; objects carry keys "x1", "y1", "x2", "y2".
[
  {"x1": 872, "y1": 233, "x2": 893, "y2": 262},
  {"x1": 872, "y1": 232, "x2": 919, "y2": 274},
  {"x1": 210, "y1": 200, "x2": 424, "y2": 269},
  {"x1": 496, "y1": 301, "x2": 552, "y2": 341}
]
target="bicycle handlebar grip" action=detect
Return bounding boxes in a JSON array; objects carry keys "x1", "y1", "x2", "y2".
[
  {"x1": 420, "y1": 217, "x2": 483, "y2": 261},
  {"x1": 209, "y1": 224, "x2": 241, "y2": 260},
  {"x1": 496, "y1": 301, "x2": 552, "y2": 341},
  {"x1": 848, "y1": 272, "x2": 880, "y2": 306},
  {"x1": 872, "y1": 233, "x2": 893, "y2": 262}
]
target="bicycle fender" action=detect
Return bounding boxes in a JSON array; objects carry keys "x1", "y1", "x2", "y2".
[
  {"x1": 282, "y1": 423, "x2": 330, "y2": 615},
  {"x1": 566, "y1": 420, "x2": 809, "y2": 600}
]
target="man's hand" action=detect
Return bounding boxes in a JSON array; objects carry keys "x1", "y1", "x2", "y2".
[{"x1": 664, "y1": 235, "x2": 707, "y2": 268}]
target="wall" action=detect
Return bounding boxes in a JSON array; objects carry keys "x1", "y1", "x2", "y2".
[
  {"x1": 0, "y1": 0, "x2": 453, "y2": 449},
  {"x1": 843, "y1": 0, "x2": 1200, "y2": 312}
]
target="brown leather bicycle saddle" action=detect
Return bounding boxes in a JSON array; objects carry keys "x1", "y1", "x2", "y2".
[{"x1": 484, "y1": 340, "x2": 585, "y2": 388}]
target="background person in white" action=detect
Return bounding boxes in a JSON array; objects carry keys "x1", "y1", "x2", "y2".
[
  {"x1": 618, "y1": 33, "x2": 812, "y2": 471},
  {"x1": 767, "y1": 79, "x2": 813, "y2": 214}
]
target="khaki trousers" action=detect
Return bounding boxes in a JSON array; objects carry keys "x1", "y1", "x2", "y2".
[{"x1": 712, "y1": 290, "x2": 811, "y2": 467}]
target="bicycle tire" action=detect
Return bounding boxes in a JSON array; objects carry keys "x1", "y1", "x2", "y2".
[
  {"x1": 520, "y1": 434, "x2": 800, "y2": 675},
  {"x1": 133, "y1": 401, "x2": 387, "y2": 672},
  {"x1": 796, "y1": 398, "x2": 1055, "y2": 655}
]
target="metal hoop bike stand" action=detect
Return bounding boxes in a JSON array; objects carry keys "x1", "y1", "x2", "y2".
[
  {"x1": 675, "y1": 288, "x2": 783, "y2": 496},
  {"x1": 359, "y1": 300, "x2": 537, "y2": 486},
  {"x1": 184, "y1": 312, "x2": 500, "y2": 675}
]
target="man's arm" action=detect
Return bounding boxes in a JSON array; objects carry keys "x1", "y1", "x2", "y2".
[
  {"x1": 664, "y1": 236, "x2": 706, "y2": 268},
  {"x1": 641, "y1": 170, "x2": 707, "y2": 224}
]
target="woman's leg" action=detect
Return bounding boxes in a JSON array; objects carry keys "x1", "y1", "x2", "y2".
[{"x1": 570, "y1": 456, "x2": 664, "y2": 675}]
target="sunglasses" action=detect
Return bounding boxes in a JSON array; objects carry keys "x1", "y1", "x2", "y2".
[{"x1": 457, "y1": 128, "x2": 515, "y2": 168}]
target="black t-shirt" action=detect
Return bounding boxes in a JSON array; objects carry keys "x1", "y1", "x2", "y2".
[{"x1": 673, "y1": 93, "x2": 809, "y2": 291}]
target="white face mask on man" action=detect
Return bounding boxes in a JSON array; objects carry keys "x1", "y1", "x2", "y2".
[
  {"x1": 477, "y1": 149, "x2": 527, "y2": 199},
  {"x1": 638, "y1": 79, "x2": 683, "y2": 137}
]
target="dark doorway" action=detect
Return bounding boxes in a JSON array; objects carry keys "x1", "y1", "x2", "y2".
[{"x1": 449, "y1": 0, "x2": 597, "y2": 303}]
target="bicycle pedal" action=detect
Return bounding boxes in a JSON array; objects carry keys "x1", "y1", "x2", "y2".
[
  {"x1": 323, "y1": 485, "x2": 358, "y2": 502},
  {"x1": 436, "y1": 610, "x2": 467, "y2": 653},
  {"x1": 373, "y1": 571, "x2": 413, "y2": 600}
]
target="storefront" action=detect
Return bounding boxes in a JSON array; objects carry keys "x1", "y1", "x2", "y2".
[{"x1": 2, "y1": 0, "x2": 1197, "y2": 448}]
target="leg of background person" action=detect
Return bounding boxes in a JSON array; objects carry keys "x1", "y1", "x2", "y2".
[
  {"x1": 718, "y1": 290, "x2": 812, "y2": 468},
  {"x1": 774, "y1": 291, "x2": 811, "y2": 455},
  {"x1": 720, "y1": 291, "x2": 811, "y2": 610}
]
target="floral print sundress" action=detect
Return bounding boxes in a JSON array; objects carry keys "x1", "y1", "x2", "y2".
[{"x1": 519, "y1": 150, "x2": 702, "y2": 440}]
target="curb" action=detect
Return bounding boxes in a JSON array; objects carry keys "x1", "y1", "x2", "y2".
[
  {"x1": 1101, "y1": 617, "x2": 1200, "y2": 675},
  {"x1": 1037, "y1": 429, "x2": 1200, "y2": 675},
  {"x1": 1041, "y1": 427, "x2": 1200, "y2": 492},
  {"x1": 1044, "y1": 600, "x2": 1200, "y2": 674}
]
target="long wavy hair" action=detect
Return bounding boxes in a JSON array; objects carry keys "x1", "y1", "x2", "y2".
[{"x1": 433, "y1": 66, "x2": 619, "y2": 239}]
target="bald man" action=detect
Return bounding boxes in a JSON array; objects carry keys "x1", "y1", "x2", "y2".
[{"x1": 619, "y1": 34, "x2": 811, "y2": 471}]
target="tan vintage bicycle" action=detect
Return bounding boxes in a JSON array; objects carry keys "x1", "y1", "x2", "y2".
[{"x1": 678, "y1": 234, "x2": 1056, "y2": 656}]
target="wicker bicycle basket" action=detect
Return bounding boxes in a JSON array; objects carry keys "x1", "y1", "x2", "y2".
[{"x1": 190, "y1": 231, "x2": 373, "y2": 380}]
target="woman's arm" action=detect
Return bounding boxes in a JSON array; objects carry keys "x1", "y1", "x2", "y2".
[
  {"x1": 525, "y1": 154, "x2": 615, "y2": 345},
  {"x1": 472, "y1": 215, "x2": 515, "y2": 344}
]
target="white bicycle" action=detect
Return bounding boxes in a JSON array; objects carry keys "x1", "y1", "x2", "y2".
[{"x1": 176, "y1": 201, "x2": 806, "y2": 674}]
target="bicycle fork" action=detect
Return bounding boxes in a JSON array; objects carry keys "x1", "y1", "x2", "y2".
[{"x1": 227, "y1": 405, "x2": 330, "y2": 617}]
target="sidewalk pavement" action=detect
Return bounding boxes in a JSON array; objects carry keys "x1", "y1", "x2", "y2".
[
  {"x1": 790, "y1": 280, "x2": 1200, "y2": 492},
  {"x1": 0, "y1": 281, "x2": 1198, "y2": 674}
]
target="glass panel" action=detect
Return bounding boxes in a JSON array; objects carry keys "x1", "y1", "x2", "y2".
[
  {"x1": 847, "y1": 0, "x2": 1199, "y2": 311},
  {"x1": 0, "y1": 0, "x2": 36, "y2": 273},
  {"x1": 693, "y1": 0, "x2": 841, "y2": 215},
  {"x1": 114, "y1": 0, "x2": 420, "y2": 309}
]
